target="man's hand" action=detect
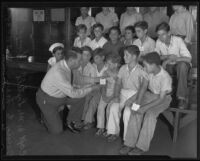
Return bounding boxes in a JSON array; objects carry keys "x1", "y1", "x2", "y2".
[{"x1": 91, "y1": 84, "x2": 101, "y2": 91}]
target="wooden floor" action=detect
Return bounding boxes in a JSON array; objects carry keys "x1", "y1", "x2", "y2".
[{"x1": 4, "y1": 87, "x2": 197, "y2": 158}]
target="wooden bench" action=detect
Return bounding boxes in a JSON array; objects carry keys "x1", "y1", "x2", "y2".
[{"x1": 162, "y1": 67, "x2": 197, "y2": 143}]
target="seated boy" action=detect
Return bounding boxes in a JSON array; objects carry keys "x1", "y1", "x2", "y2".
[
  {"x1": 73, "y1": 24, "x2": 91, "y2": 48},
  {"x1": 47, "y1": 43, "x2": 64, "y2": 71},
  {"x1": 120, "y1": 52, "x2": 172, "y2": 155},
  {"x1": 82, "y1": 48, "x2": 108, "y2": 129},
  {"x1": 155, "y1": 22, "x2": 192, "y2": 109},
  {"x1": 89, "y1": 23, "x2": 108, "y2": 51},
  {"x1": 133, "y1": 21, "x2": 156, "y2": 60},
  {"x1": 96, "y1": 54, "x2": 121, "y2": 136},
  {"x1": 105, "y1": 45, "x2": 148, "y2": 142}
]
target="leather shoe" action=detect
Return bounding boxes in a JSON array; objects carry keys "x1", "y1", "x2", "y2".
[{"x1": 67, "y1": 122, "x2": 81, "y2": 133}]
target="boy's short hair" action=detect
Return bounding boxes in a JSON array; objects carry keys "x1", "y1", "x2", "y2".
[
  {"x1": 93, "y1": 23, "x2": 104, "y2": 31},
  {"x1": 71, "y1": 47, "x2": 82, "y2": 54},
  {"x1": 52, "y1": 46, "x2": 64, "y2": 54},
  {"x1": 108, "y1": 26, "x2": 121, "y2": 35},
  {"x1": 64, "y1": 50, "x2": 81, "y2": 60},
  {"x1": 76, "y1": 24, "x2": 87, "y2": 32},
  {"x1": 155, "y1": 22, "x2": 170, "y2": 33},
  {"x1": 125, "y1": 25, "x2": 135, "y2": 33},
  {"x1": 134, "y1": 21, "x2": 148, "y2": 30},
  {"x1": 106, "y1": 54, "x2": 121, "y2": 65},
  {"x1": 142, "y1": 52, "x2": 161, "y2": 66},
  {"x1": 81, "y1": 46, "x2": 92, "y2": 55},
  {"x1": 124, "y1": 45, "x2": 140, "y2": 57},
  {"x1": 93, "y1": 48, "x2": 105, "y2": 58}
]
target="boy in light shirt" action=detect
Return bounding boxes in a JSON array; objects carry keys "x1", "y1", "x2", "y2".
[
  {"x1": 47, "y1": 43, "x2": 64, "y2": 71},
  {"x1": 95, "y1": 7, "x2": 119, "y2": 34},
  {"x1": 82, "y1": 48, "x2": 108, "y2": 129},
  {"x1": 89, "y1": 23, "x2": 108, "y2": 50},
  {"x1": 120, "y1": 52, "x2": 172, "y2": 155},
  {"x1": 155, "y1": 22, "x2": 192, "y2": 109},
  {"x1": 169, "y1": 5, "x2": 194, "y2": 45},
  {"x1": 133, "y1": 21, "x2": 156, "y2": 60},
  {"x1": 75, "y1": 7, "x2": 96, "y2": 36},
  {"x1": 105, "y1": 45, "x2": 148, "y2": 142},
  {"x1": 95, "y1": 54, "x2": 121, "y2": 136},
  {"x1": 73, "y1": 24, "x2": 91, "y2": 48},
  {"x1": 120, "y1": 7, "x2": 143, "y2": 36}
]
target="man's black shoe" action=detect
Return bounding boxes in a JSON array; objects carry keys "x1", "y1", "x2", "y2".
[{"x1": 67, "y1": 122, "x2": 81, "y2": 133}]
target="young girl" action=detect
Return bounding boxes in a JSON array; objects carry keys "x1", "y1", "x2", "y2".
[
  {"x1": 73, "y1": 24, "x2": 91, "y2": 48},
  {"x1": 82, "y1": 48, "x2": 108, "y2": 129},
  {"x1": 124, "y1": 25, "x2": 136, "y2": 46},
  {"x1": 47, "y1": 43, "x2": 64, "y2": 71},
  {"x1": 96, "y1": 54, "x2": 121, "y2": 136},
  {"x1": 89, "y1": 23, "x2": 108, "y2": 51}
]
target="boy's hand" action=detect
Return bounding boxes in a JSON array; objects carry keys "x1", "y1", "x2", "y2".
[
  {"x1": 112, "y1": 97, "x2": 120, "y2": 103},
  {"x1": 125, "y1": 97, "x2": 133, "y2": 107}
]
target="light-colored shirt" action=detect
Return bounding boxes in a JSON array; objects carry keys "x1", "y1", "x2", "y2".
[
  {"x1": 75, "y1": 16, "x2": 96, "y2": 36},
  {"x1": 73, "y1": 37, "x2": 91, "y2": 48},
  {"x1": 95, "y1": 11, "x2": 119, "y2": 33},
  {"x1": 155, "y1": 36, "x2": 192, "y2": 64},
  {"x1": 89, "y1": 37, "x2": 108, "y2": 50},
  {"x1": 169, "y1": 9, "x2": 194, "y2": 42},
  {"x1": 73, "y1": 62, "x2": 97, "y2": 88},
  {"x1": 93, "y1": 63, "x2": 108, "y2": 77},
  {"x1": 41, "y1": 60, "x2": 92, "y2": 98},
  {"x1": 47, "y1": 57, "x2": 56, "y2": 67},
  {"x1": 118, "y1": 64, "x2": 148, "y2": 91},
  {"x1": 144, "y1": 10, "x2": 169, "y2": 38},
  {"x1": 133, "y1": 36, "x2": 156, "y2": 56},
  {"x1": 120, "y1": 12, "x2": 143, "y2": 35},
  {"x1": 148, "y1": 67, "x2": 172, "y2": 95}
]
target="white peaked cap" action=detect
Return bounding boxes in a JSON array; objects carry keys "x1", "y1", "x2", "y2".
[{"x1": 49, "y1": 43, "x2": 64, "y2": 53}]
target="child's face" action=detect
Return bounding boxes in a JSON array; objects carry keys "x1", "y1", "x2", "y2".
[
  {"x1": 80, "y1": 7, "x2": 88, "y2": 16},
  {"x1": 125, "y1": 29, "x2": 133, "y2": 40},
  {"x1": 135, "y1": 27, "x2": 147, "y2": 39},
  {"x1": 109, "y1": 30, "x2": 120, "y2": 42},
  {"x1": 157, "y1": 29, "x2": 169, "y2": 43},
  {"x1": 78, "y1": 29, "x2": 87, "y2": 39},
  {"x1": 82, "y1": 50, "x2": 91, "y2": 63},
  {"x1": 94, "y1": 55, "x2": 104, "y2": 65},
  {"x1": 53, "y1": 49, "x2": 64, "y2": 62},
  {"x1": 143, "y1": 60, "x2": 154, "y2": 74},
  {"x1": 94, "y1": 27, "x2": 103, "y2": 39},
  {"x1": 107, "y1": 59, "x2": 117, "y2": 70},
  {"x1": 124, "y1": 50, "x2": 136, "y2": 64}
]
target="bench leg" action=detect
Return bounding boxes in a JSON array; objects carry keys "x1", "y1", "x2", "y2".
[{"x1": 173, "y1": 111, "x2": 180, "y2": 143}]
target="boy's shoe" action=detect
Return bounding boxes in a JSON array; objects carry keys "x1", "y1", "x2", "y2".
[
  {"x1": 128, "y1": 147, "x2": 144, "y2": 155},
  {"x1": 95, "y1": 128, "x2": 105, "y2": 136},
  {"x1": 107, "y1": 134, "x2": 118, "y2": 142},
  {"x1": 83, "y1": 122, "x2": 95, "y2": 130},
  {"x1": 67, "y1": 122, "x2": 81, "y2": 133},
  {"x1": 102, "y1": 131, "x2": 110, "y2": 138},
  {"x1": 119, "y1": 145, "x2": 133, "y2": 155}
]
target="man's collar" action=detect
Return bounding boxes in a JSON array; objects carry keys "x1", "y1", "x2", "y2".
[{"x1": 63, "y1": 60, "x2": 71, "y2": 71}]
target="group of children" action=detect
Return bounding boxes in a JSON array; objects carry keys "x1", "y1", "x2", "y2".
[{"x1": 44, "y1": 5, "x2": 193, "y2": 155}]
